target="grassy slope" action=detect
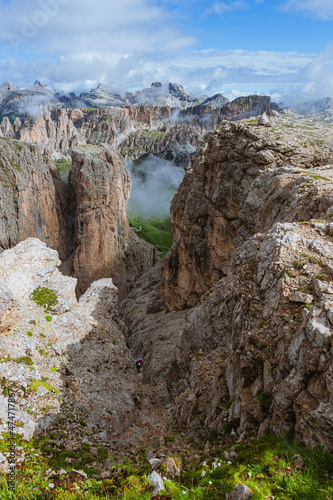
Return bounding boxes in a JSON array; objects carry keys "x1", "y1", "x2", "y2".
[
  {"x1": 128, "y1": 213, "x2": 173, "y2": 257},
  {"x1": 0, "y1": 433, "x2": 332, "y2": 499}
]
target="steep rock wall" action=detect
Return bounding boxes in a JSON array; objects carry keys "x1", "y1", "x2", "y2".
[
  {"x1": 163, "y1": 122, "x2": 333, "y2": 310},
  {"x1": 0, "y1": 137, "x2": 73, "y2": 260},
  {"x1": 165, "y1": 221, "x2": 333, "y2": 450},
  {"x1": 121, "y1": 118, "x2": 333, "y2": 451},
  {"x1": 0, "y1": 138, "x2": 155, "y2": 296},
  {"x1": 70, "y1": 144, "x2": 156, "y2": 295}
]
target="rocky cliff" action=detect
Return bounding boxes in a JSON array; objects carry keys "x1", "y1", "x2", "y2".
[
  {"x1": 70, "y1": 144, "x2": 156, "y2": 295},
  {"x1": 0, "y1": 96, "x2": 279, "y2": 163},
  {"x1": 0, "y1": 239, "x2": 144, "y2": 448},
  {"x1": 121, "y1": 114, "x2": 333, "y2": 451},
  {"x1": 163, "y1": 120, "x2": 333, "y2": 310},
  {"x1": 0, "y1": 137, "x2": 72, "y2": 261},
  {"x1": 0, "y1": 138, "x2": 155, "y2": 295}
]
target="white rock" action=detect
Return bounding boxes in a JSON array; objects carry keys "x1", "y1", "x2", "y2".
[
  {"x1": 148, "y1": 471, "x2": 165, "y2": 495},
  {"x1": 288, "y1": 292, "x2": 313, "y2": 304},
  {"x1": 149, "y1": 458, "x2": 163, "y2": 470}
]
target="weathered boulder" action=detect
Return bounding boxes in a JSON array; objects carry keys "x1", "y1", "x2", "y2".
[
  {"x1": 226, "y1": 484, "x2": 252, "y2": 500},
  {"x1": 148, "y1": 471, "x2": 165, "y2": 495},
  {"x1": 165, "y1": 456, "x2": 181, "y2": 478},
  {"x1": 0, "y1": 239, "x2": 142, "y2": 444}
]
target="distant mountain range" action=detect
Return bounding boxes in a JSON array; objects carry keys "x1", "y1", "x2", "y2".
[
  {"x1": 1, "y1": 80, "x2": 332, "y2": 122},
  {"x1": 0, "y1": 80, "x2": 230, "y2": 119}
]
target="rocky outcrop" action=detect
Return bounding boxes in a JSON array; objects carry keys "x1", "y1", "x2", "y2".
[
  {"x1": 0, "y1": 137, "x2": 73, "y2": 261},
  {"x1": 0, "y1": 95, "x2": 279, "y2": 162},
  {"x1": 165, "y1": 220, "x2": 333, "y2": 450},
  {"x1": 0, "y1": 137, "x2": 155, "y2": 295},
  {"x1": 119, "y1": 127, "x2": 199, "y2": 168},
  {"x1": 14, "y1": 109, "x2": 83, "y2": 154},
  {"x1": 0, "y1": 239, "x2": 143, "y2": 445},
  {"x1": 163, "y1": 121, "x2": 333, "y2": 310},
  {"x1": 221, "y1": 95, "x2": 277, "y2": 120},
  {"x1": 121, "y1": 117, "x2": 333, "y2": 451},
  {"x1": 70, "y1": 144, "x2": 156, "y2": 295}
]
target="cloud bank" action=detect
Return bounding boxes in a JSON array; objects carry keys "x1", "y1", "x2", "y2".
[
  {"x1": 0, "y1": 0, "x2": 332, "y2": 101},
  {"x1": 126, "y1": 155, "x2": 185, "y2": 219}
]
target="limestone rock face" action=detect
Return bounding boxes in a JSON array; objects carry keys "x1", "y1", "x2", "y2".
[
  {"x1": 165, "y1": 221, "x2": 333, "y2": 450},
  {"x1": 70, "y1": 144, "x2": 155, "y2": 295},
  {"x1": 15, "y1": 109, "x2": 83, "y2": 154},
  {"x1": 0, "y1": 137, "x2": 72, "y2": 260},
  {"x1": 121, "y1": 118, "x2": 333, "y2": 452},
  {"x1": 222, "y1": 95, "x2": 275, "y2": 120},
  {"x1": 0, "y1": 239, "x2": 141, "y2": 443},
  {"x1": 163, "y1": 122, "x2": 333, "y2": 310}
]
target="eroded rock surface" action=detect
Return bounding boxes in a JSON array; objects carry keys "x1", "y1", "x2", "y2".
[
  {"x1": 0, "y1": 137, "x2": 72, "y2": 261},
  {"x1": 0, "y1": 239, "x2": 142, "y2": 446},
  {"x1": 163, "y1": 121, "x2": 333, "y2": 310},
  {"x1": 0, "y1": 137, "x2": 155, "y2": 295},
  {"x1": 165, "y1": 222, "x2": 333, "y2": 449},
  {"x1": 122, "y1": 118, "x2": 333, "y2": 451},
  {"x1": 70, "y1": 144, "x2": 156, "y2": 295}
]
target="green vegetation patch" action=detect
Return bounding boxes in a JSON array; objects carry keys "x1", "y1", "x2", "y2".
[
  {"x1": 28, "y1": 380, "x2": 57, "y2": 393},
  {"x1": 55, "y1": 158, "x2": 72, "y2": 182},
  {"x1": 128, "y1": 213, "x2": 173, "y2": 257},
  {"x1": 307, "y1": 173, "x2": 332, "y2": 182},
  {"x1": 0, "y1": 433, "x2": 332, "y2": 499},
  {"x1": 0, "y1": 356, "x2": 33, "y2": 366},
  {"x1": 30, "y1": 286, "x2": 58, "y2": 313}
]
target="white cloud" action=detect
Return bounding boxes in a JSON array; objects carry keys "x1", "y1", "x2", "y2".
[
  {"x1": 0, "y1": 0, "x2": 331, "y2": 102},
  {"x1": 0, "y1": 0, "x2": 196, "y2": 54},
  {"x1": 281, "y1": 0, "x2": 333, "y2": 20},
  {"x1": 0, "y1": 47, "x2": 315, "y2": 98},
  {"x1": 206, "y1": 0, "x2": 248, "y2": 16},
  {"x1": 298, "y1": 43, "x2": 333, "y2": 97}
]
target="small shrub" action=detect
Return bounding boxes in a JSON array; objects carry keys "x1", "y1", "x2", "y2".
[
  {"x1": 30, "y1": 286, "x2": 58, "y2": 313},
  {"x1": 207, "y1": 428, "x2": 219, "y2": 444},
  {"x1": 258, "y1": 391, "x2": 273, "y2": 411},
  {"x1": 97, "y1": 446, "x2": 108, "y2": 461}
]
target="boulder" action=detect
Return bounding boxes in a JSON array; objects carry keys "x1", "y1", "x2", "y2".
[
  {"x1": 225, "y1": 484, "x2": 252, "y2": 499},
  {"x1": 148, "y1": 471, "x2": 165, "y2": 495}
]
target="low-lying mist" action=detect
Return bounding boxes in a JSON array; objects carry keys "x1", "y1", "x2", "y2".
[{"x1": 126, "y1": 154, "x2": 185, "y2": 219}]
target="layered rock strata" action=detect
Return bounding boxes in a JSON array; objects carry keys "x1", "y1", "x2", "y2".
[
  {"x1": 163, "y1": 121, "x2": 333, "y2": 310},
  {"x1": 70, "y1": 144, "x2": 156, "y2": 295},
  {"x1": 122, "y1": 118, "x2": 333, "y2": 451},
  {"x1": 0, "y1": 137, "x2": 72, "y2": 261}
]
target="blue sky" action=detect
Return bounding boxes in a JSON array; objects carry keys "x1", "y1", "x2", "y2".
[{"x1": 0, "y1": 0, "x2": 332, "y2": 101}]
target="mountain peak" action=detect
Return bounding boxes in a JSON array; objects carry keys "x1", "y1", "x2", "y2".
[
  {"x1": 0, "y1": 80, "x2": 19, "y2": 91},
  {"x1": 32, "y1": 81, "x2": 52, "y2": 93}
]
